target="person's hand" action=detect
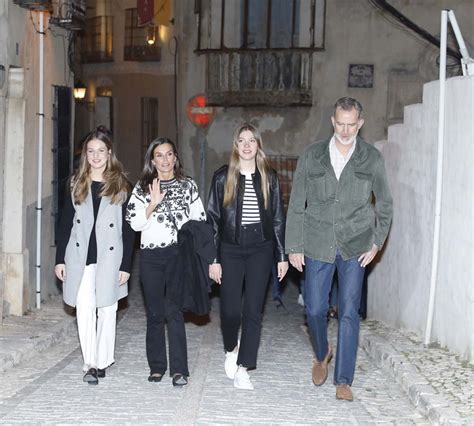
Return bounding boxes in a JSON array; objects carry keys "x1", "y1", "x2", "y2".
[
  {"x1": 289, "y1": 253, "x2": 305, "y2": 272},
  {"x1": 118, "y1": 271, "x2": 130, "y2": 285},
  {"x1": 55, "y1": 264, "x2": 66, "y2": 282},
  {"x1": 209, "y1": 263, "x2": 222, "y2": 284},
  {"x1": 358, "y1": 244, "x2": 379, "y2": 267},
  {"x1": 277, "y1": 261, "x2": 289, "y2": 282},
  {"x1": 149, "y1": 178, "x2": 167, "y2": 209}
]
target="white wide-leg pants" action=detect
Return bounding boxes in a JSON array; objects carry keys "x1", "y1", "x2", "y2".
[{"x1": 76, "y1": 264, "x2": 118, "y2": 371}]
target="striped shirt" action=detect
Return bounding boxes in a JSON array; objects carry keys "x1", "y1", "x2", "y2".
[
  {"x1": 329, "y1": 135, "x2": 357, "y2": 180},
  {"x1": 241, "y1": 174, "x2": 260, "y2": 225}
]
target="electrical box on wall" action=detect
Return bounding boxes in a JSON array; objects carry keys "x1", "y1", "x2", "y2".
[{"x1": 12, "y1": 0, "x2": 52, "y2": 12}]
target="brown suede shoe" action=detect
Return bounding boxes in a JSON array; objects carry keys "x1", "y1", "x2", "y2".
[
  {"x1": 336, "y1": 384, "x2": 353, "y2": 401},
  {"x1": 312, "y1": 347, "x2": 333, "y2": 386}
]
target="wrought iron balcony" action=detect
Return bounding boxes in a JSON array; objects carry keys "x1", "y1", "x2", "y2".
[
  {"x1": 12, "y1": 0, "x2": 52, "y2": 11},
  {"x1": 124, "y1": 45, "x2": 161, "y2": 62},
  {"x1": 206, "y1": 50, "x2": 312, "y2": 107},
  {"x1": 50, "y1": 0, "x2": 86, "y2": 31}
]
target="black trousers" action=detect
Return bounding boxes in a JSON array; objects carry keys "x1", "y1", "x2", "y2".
[
  {"x1": 140, "y1": 246, "x2": 189, "y2": 377},
  {"x1": 220, "y1": 226, "x2": 273, "y2": 369}
]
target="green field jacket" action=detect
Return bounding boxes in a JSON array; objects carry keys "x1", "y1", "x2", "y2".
[{"x1": 285, "y1": 137, "x2": 393, "y2": 263}]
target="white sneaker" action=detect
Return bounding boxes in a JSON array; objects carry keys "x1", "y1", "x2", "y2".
[
  {"x1": 297, "y1": 294, "x2": 305, "y2": 306},
  {"x1": 234, "y1": 366, "x2": 254, "y2": 390},
  {"x1": 224, "y1": 350, "x2": 238, "y2": 379}
]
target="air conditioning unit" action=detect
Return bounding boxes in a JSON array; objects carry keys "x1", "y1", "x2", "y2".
[
  {"x1": 49, "y1": 0, "x2": 86, "y2": 31},
  {"x1": 12, "y1": 0, "x2": 52, "y2": 12}
]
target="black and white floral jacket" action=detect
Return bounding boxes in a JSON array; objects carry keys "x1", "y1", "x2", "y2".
[{"x1": 126, "y1": 177, "x2": 206, "y2": 249}]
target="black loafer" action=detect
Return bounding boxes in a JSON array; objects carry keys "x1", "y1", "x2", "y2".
[
  {"x1": 172, "y1": 374, "x2": 188, "y2": 387},
  {"x1": 97, "y1": 368, "x2": 106, "y2": 378},
  {"x1": 148, "y1": 373, "x2": 163, "y2": 382},
  {"x1": 83, "y1": 368, "x2": 99, "y2": 385}
]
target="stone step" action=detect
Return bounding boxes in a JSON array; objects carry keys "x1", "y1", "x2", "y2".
[{"x1": 402, "y1": 103, "x2": 423, "y2": 128}]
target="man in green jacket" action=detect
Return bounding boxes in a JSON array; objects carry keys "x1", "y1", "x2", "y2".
[{"x1": 286, "y1": 97, "x2": 393, "y2": 401}]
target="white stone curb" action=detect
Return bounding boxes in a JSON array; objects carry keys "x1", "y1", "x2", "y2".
[
  {"x1": 0, "y1": 314, "x2": 77, "y2": 373},
  {"x1": 360, "y1": 329, "x2": 464, "y2": 425}
]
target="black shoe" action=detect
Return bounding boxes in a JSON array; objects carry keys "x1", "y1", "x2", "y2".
[
  {"x1": 172, "y1": 373, "x2": 188, "y2": 387},
  {"x1": 274, "y1": 296, "x2": 286, "y2": 310},
  {"x1": 148, "y1": 372, "x2": 163, "y2": 382},
  {"x1": 97, "y1": 368, "x2": 106, "y2": 378},
  {"x1": 83, "y1": 368, "x2": 99, "y2": 385}
]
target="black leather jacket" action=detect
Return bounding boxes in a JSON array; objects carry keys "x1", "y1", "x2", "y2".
[{"x1": 207, "y1": 165, "x2": 287, "y2": 262}]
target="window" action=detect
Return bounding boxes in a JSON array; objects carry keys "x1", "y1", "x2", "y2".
[
  {"x1": 124, "y1": 9, "x2": 161, "y2": 62},
  {"x1": 141, "y1": 97, "x2": 159, "y2": 157},
  {"x1": 96, "y1": 86, "x2": 113, "y2": 97},
  {"x1": 196, "y1": 0, "x2": 325, "y2": 106},
  {"x1": 82, "y1": 16, "x2": 114, "y2": 63},
  {"x1": 196, "y1": 0, "x2": 326, "y2": 51}
]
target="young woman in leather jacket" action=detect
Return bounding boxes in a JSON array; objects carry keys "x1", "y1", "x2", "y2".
[{"x1": 207, "y1": 123, "x2": 288, "y2": 390}]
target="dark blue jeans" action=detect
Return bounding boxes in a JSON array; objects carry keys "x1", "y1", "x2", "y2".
[
  {"x1": 304, "y1": 252, "x2": 365, "y2": 385},
  {"x1": 270, "y1": 265, "x2": 282, "y2": 302}
]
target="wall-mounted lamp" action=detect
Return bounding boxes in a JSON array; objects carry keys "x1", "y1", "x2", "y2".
[
  {"x1": 74, "y1": 80, "x2": 94, "y2": 111},
  {"x1": 73, "y1": 80, "x2": 87, "y2": 100},
  {"x1": 0, "y1": 65, "x2": 6, "y2": 90},
  {"x1": 146, "y1": 25, "x2": 157, "y2": 46}
]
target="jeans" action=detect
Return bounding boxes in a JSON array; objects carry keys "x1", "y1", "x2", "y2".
[
  {"x1": 140, "y1": 246, "x2": 189, "y2": 377},
  {"x1": 220, "y1": 229, "x2": 273, "y2": 369},
  {"x1": 270, "y1": 265, "x2": 282, "y2": 302},
  {"x1": 300, "y1": 271, "x2": 337, "y2": 307},
  {"x1": 304, "y1": 252, "x2": 365, "y2": 385}
]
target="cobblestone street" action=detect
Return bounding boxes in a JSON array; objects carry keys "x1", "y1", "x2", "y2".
[
  {"x1": 2, "y1": 1, "x2": 474, "y2": 423},
  {"x1": 0, "y1": 267, "x2": 436, "y2": 425}
]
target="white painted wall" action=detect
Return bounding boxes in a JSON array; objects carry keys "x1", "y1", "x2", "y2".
[
  {"x1": 0, "y1": 2, "x2": 74, "y2": 314},
  {"x1": 370, "y1": 75, "x2": 474, "y2": 363}
]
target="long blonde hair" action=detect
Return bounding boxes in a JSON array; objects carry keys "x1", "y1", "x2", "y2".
[
  {"x1": 72, "y1": 126, "x2": 131, "y2": 205},
  {"x1": 223, "y1": 123, "x2": 271, "y2": 209}
]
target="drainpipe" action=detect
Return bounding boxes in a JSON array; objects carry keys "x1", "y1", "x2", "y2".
[
  {"x1": 35, "y1": 12, "x2": 45, "y2": 309},
  {"x1": 424, "y1": 10, "x2": 448, "y2": 345}
]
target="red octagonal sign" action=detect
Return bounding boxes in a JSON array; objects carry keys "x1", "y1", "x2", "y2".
[{"x1": 186, "y1": 94, "x2": 216, "y2": 128}]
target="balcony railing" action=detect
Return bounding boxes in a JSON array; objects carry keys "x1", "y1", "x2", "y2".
[
  {"x1": 12, "y1": 0, "x2": 52, "y2": 11},
  {"x1": 50, "y1": 0, "x2": 86, "y2": 31},
  {"x1": 124, "y1": 45, "x2": 161, "y2": 62},
  {"x1": 81, "y1": 16, "x2": 114, "y2": 63},
  {"x1": 206, "y1": 50, "x2": 312, "y2": 107}
]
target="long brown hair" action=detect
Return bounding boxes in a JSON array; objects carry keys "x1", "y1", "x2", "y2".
[
  {"x1": 72, "y1": 126, "x2": 131, "y2": 205},
  {"x1": 138, "y1": 137, "x2": 185, "y2": 193},
  {"x1": 223, "y1": 123, "x2": 271, "y2": 209}
]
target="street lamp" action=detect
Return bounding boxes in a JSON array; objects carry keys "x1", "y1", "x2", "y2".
[
  {"x1": 146, "y1": 25, "x2": 157, "y2": 45},
  {"x1": 73, "y1": 80, "x2": 87, "y2": 100}
]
